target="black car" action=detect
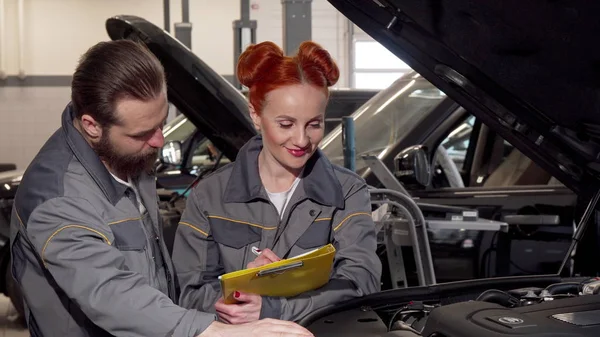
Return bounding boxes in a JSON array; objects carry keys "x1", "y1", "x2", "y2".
[
  {"x1": 318, "y1": 71, "x2": 578, "y2": 284},
  {"x1": 296, "y1": 1, "x2": 600, "y2": 336}
]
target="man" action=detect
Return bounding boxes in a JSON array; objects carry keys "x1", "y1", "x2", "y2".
[{"x1": 9, "y1": 39, "x2": 313, "y2": 337}]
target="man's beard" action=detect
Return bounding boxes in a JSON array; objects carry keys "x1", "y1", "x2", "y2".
[{"x1": 93, "y1": 132, "x2": 158, "y2": 179}]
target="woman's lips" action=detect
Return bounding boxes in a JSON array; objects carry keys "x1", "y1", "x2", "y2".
[{"x1": 287, "y1": 147, "x2": 309, "y2": 157}]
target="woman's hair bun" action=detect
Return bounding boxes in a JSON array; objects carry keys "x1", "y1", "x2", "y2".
[
  {"x1": 296, "y1": 41, "x2": 340, "y2": 86},
  {"x1": 236, "y1": 41, "x2": 284, "y2": 88}
]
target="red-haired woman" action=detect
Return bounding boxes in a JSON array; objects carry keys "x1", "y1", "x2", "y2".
[{"x1": 172, "y1": 41, "x2": 382, "y2": 324}]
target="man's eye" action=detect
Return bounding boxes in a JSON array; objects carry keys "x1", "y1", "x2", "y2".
[{"x1": 132, "y1": 131, "x2": 152, "y2": 139}]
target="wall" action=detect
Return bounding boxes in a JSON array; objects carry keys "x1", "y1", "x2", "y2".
[
  {"x1": 250, "y1": 0, "x2": 350, "y2": 87},
  {"x1": 0, "y1": 87, "x2": 69, "y2": 169},
  {"x1": 0, "y1": 0, "x2": 348, "y2": 79},
  {"x1": 0, "y1": 0, "x2": 353, "y2": 169},
  {"x1": 1, "y1": 0, "x2": 184, "y2": 76}
]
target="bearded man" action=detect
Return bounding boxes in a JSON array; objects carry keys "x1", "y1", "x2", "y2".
[{"x1": 9, "y1": 40, "x2": 313, "y2": 337}]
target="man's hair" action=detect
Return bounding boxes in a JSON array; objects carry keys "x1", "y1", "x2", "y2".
[{"x1": 71, "y1": 39, "x2": 166, "y2": 127}]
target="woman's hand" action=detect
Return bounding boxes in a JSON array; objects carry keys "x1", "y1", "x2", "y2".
[
  {"x1": 215, "y1": 291, "x2": 264, "y2": 324},
  {"x1": 247, "y1": 248, "x2": 281, "y2": 269}
]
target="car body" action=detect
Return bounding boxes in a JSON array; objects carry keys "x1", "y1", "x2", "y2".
[
  {"x1": 297, "y1": 0, "x2": 600, "y2": 336},
  {"x1": 0, "y1": 164, "x2": 16, "y2": 173},
  {"x1": 318, "y1": 72, "x2": 578, "y2": 284}
]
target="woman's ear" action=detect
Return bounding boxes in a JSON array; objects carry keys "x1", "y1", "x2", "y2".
[{"x1": 249, "y1": 104, "x2": 261, "y2": 132}]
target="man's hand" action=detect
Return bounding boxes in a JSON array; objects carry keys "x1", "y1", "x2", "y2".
[
  {"x1": 198, "y1": 319, "x2": 313, "y2": 337},
  {"x1": 247, "y1": 248, "x2": 281, "y2": 269},
  {"x1": 215, "y1": 291, "x2": 262, "y2": 324}
]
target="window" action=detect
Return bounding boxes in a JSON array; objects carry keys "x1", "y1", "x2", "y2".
[
  {"x1": 440, "y1": 116, "x2": 475, "y2": 171},
  {"x1": 434, "y1": 114, "x2": 556, "y2": 188},
  {"x1": 354, "y1": 41, "x2": 410, "y2": 69},
  {"x1": 354, "y1": 72, "x2": 406, "y2": 90},
  {"x1": 160, "y1": 115, "x2": 230, "y2": 173},
  {"x1": 190, "y1": 139, "x2": 231, "y2": 169},
  {"x1": 320, "y1": 77, "x2": 447, "y2": 174},
  {"x1": 163, "y1": 115, "x2": 196, "y2": 144},
  {"x1": 353, "y1": 40, "x2": 412, "y2": 90}
]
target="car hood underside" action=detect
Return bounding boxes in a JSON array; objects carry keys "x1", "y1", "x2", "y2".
[{"x1": 327, "y1": 0, "x2": 600, "y2": 196}]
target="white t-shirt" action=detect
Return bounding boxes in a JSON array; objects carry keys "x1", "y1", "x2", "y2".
[
  {"x1": 110, "y1": 173, "x2": 146, "y2": 214},
  {"x1": 266, "y1": 177, "x2": 301, "y2": 219}
]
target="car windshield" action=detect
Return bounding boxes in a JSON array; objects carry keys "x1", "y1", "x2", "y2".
[
  {"x1": 163, "y1": 113, "x2": 196, "y2": 143},
  {"x1": 320, "y1": 74, "x2": 447, "y2": 172}
]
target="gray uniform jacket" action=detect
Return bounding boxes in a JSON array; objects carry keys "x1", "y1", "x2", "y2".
[
  {"x1": 172, "y1": 136, "x2": 382, "y2": 322},
  {"x1": 9, "y1": 103, "x2": 215, "y2": 337}
]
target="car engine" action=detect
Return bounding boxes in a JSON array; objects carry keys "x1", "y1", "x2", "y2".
[
  {"x1": 307, "y1": 278, "x2": 600, "y2": 337},
  {"x1": 419, "y1": 278, "x2": 600, "y2": 337}
]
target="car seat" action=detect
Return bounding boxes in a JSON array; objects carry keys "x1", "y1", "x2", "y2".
[{"x1": 483, "y1": 148, "x2": 551, "y2": 187}]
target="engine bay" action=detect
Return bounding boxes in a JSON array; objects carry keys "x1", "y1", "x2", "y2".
[{"x1": 304, "y1": 276, "x2": 600, "y2": 336}]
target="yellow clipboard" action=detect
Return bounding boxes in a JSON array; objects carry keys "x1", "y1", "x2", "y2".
[{"x1": 218, "y1": 244, "x2": 336, "y2": 304}]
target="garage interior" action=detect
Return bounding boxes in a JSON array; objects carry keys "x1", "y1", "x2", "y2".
[{"x1": 1, "y1": 0, "x2": 599, "y2": 336}]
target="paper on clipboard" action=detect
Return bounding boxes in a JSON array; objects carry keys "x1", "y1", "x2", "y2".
[{"x1": 218, "y1": 244, "x2": 336, "y2": 304}]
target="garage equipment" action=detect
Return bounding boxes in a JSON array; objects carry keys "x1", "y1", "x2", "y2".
[
  {"x1": 369, "y1": 187, "x2": 437, "y2": 287},
  {"x1": 364, "y1": 155, "x2": 509, "y2": 288},
  {"x1": 342, "y1": 116, "x2": 356, "y2": 171},
  {"x1": 174, "y1": 0, "x2": 192, "y2": 49},
  {"x1": 232, "y1": 0, "x2": 257, "y2": 89},
  {"x1": 494, "y1": 213, "x2": 565, "y2": 277}
]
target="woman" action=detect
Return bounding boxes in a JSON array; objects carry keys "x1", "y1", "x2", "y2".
[{"x1": 172, "y1": 41, "x2": 382, "y2": 324}]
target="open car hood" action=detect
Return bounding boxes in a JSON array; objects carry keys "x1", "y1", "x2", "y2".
[
  {"x1": 105, "y1": 15, "x2": 257, "y2": 160},
  {"x1": 327, "y1": 0, "x2": 600, "y2": 196},
  {"x1": 0, "y1": 169, "x2": 24, "y2": 199}
]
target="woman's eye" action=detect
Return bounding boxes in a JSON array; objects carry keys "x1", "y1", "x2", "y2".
[
  {"x1": 309, "y1": 123, "x2": 322, "y2": 129},
  {"x1": 279, "y1": 123, "x2": 293, "y2": 128}
]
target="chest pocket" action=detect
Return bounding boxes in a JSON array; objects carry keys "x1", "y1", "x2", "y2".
[
  {"x1": 111, "y1": 218, "x2": 147, "y2": 250},
  {"x1": 295, "y1": 218, "x2": 332, "y2": 249},
  {"x1": 208, "y1": 215, "x2": 265, "y2": 271},
  {"x1": 109, "y1": 218, "x2": 150, "y2": 277}
]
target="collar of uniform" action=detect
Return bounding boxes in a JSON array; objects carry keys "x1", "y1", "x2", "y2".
[
  {"x1": 61, "y1": 103, "x2": 128, "y2": 205},
  {"x1": 223, "y1": 135, "x2": 344, "y2": 208}
]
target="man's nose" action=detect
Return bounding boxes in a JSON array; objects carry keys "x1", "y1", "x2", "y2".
[{"x1": 147, "y1": 128, "x2": 164, "y2": 148}]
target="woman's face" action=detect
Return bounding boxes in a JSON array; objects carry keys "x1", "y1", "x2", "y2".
[{"x1": 250, "y1": 83, "x2": 328, "y2": 173}]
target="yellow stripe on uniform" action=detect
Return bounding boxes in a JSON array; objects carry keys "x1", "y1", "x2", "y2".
[{"x1": 333, "y1": 212, "x2": 371, "y2": 231}]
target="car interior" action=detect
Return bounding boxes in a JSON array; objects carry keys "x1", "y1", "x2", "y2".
[{"x1": 434, "y1": 114, "x2": 562, "y2": 190}]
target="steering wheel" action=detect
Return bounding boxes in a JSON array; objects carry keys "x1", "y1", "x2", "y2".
[{"x1": 433, "y1": 145, "x2": 465, "y2": 188}]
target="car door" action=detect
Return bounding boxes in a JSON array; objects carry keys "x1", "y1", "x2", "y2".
[{"x1": 410, "y1": 113, "x2": 577, "y2": 282}]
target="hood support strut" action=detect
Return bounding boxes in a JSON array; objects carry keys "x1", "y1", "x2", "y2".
[{"x1": 559, "y1": 187, "x2": 600, "y2": 276}]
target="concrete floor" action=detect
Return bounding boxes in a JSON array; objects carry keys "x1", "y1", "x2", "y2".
[{"x1": 0, "y1": 296, "x2": 27, "y2": 336}]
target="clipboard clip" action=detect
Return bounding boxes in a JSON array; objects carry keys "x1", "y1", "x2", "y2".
[{"x1": 256, "y1": 261, "x2": 304, "y2": 277}]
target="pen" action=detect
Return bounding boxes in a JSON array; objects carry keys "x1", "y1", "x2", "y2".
[{"x1": 251, "y1": 246, "x2": 261, "y2": 256}]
